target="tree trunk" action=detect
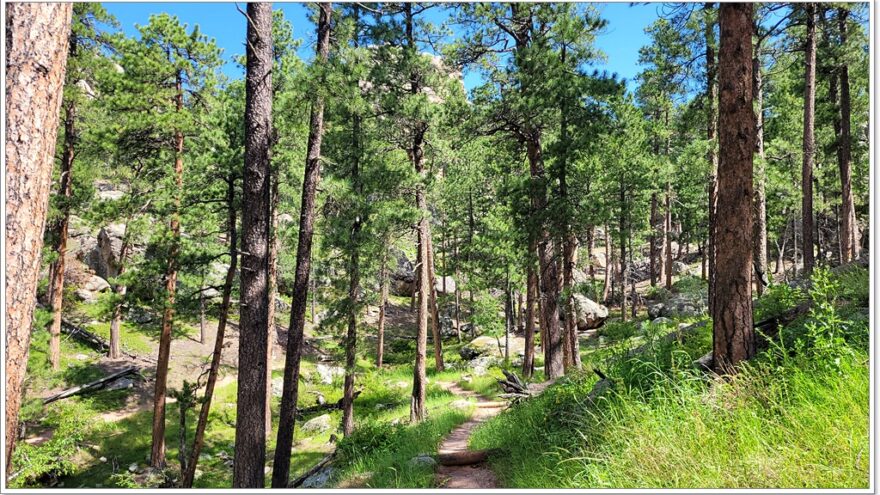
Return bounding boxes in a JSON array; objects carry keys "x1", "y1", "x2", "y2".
[
  {"x1": 602, "y1": 227, "x2": 612, "y2": 303},
  {"x1": 407, "y1": 2, "x2": 431, "y2": 423},
  {"x1": 181, "y1": 176, "x2": 238, "y2": 488},
  {"x1": 649, "y1": 192, "x2": 658, "y2": 286},
  {"x1": 49, "y1": 95, "x2": 76, "y2": 370},
  {"x1": 265, "y1": 166, "x2": 280, "y2": 438},
  {"x1": 527, "y1": 139, "x2": 563, "y2": 379},
  {"x1": 151, "y1": 70, "x2": 185, "y2": 470},
  {"x1": 4, "y1": 3, "x2": 71, "y2": 471},
  {"x1": 376, "y1": 249, "x2": 388, "y2": 368},
  {"x1": 801, "y1": 2, "x2": 817, "y2": 276},
  {"x1": 664, "y1": 181, "x2": 673, "y2": 289},
  {"x1": 273, "y1": 3, "x2": 330, "y2": 488},
  {"x1": 453, "y1": 240, "x2": 462, "y2": 343},
  {"x1": 427, "y1": 234, "x2": 444, "y2": 372},
  {"x1": 705, "y1": 2, "x2": 719, "y2": 315},
  {"x1": 752, "y1": 50, "x2": 768, "y2": 295},
  {"x1": 234, "y1": 3, "x2": 273, "y2": 486},
  {"x1": 714, "y1": 2, "x2": 755, "y2": 373},
  {"x1": 522, "y1": 258, "x2": 537, "y2": 378},
  {"x1": 108, "y1": 238, "x2": 129, "y2": 360},
  {"x1": 342, "y1": 27, "x2": 363, "y2": 433},
  {"x1": 836, "y1": 8, "x2": 859, "y2": 263}
]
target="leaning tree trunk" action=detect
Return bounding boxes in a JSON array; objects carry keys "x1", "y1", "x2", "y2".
[
  {"x1": 181, "y1": 176, "x2": 238, "y2": 488},
  {"x1": 836, "y1": 8, "x2": 859, "y2": 263},
  {"x1": 234, "y1": 2, "x2": 273, "y2": 487},
  {"x1": 151, "y1": 70, "x2": 185, "y2": 470},
  {"x1": 4, "y1": 3, "x2": 72, "y2": 471},
  {"x1": 713, "y1": 2, "x2": 756, "y2": 374},
  {"x1": 49, "y1": 95, "x2": 76, "y2": 370},
  {"x1": 273, "y1": 3, "x2": 330, "y2": 488},
  {"x1": 801, "y1": 2, "x2": 817, "y2": 276}
]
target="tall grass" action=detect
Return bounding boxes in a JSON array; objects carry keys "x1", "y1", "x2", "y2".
[{"x1": 469, "y1": 267, "x2": 870, "y2": 489}]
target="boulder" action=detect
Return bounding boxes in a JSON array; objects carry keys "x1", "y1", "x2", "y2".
[
  {"x1": 300, "y1": 466, "x2": 335, "y2": 488},
  {"x1": 75, "y1": 289, "x2": 96, "y2": 302},
  {"x1": 271, "y1": 377, "x2": 284, "y2": 397},
  {"x1": 275, "y1": 295, "x2": 290, "y2": 313},
  {"x1": 388, "y1": 247, "x2": 415, "y2": 296},
  {"x1": 434, "y1": 275, "x2": 456, "y2": 295},
  {"x1": 672, "y1": 261, "x2": 693, "y2": 276},
  {"x1": 86, "y1": 224, "x2": 125, "y2": 279},
  {"x1": 83, "y1": 274, "x2": 111, "y2": 293},
  {"x1": 300, "y1": 414, "x2": 333, "y2": 434},
  {"x1": 571, "y1": 294, "x2": 608, "y2": 330},
  {"x1": 459, "y1": 335, "x2": 525, "y2": 362},
  {"x1": 408, "y1": 454, "x2": 437, "y2": 468},
  {"x1": 314, "y1": 364, "x2": 344, "y2": 385},
  {"x1": 648, "y1": 292, "x2": 706, "y2": 318},
  {"x1": 572, "y1": 268, "x2": 590, "y2": 285},
  {"x1": 468, "y1": 355, "x2": 499, "y2": 376}
]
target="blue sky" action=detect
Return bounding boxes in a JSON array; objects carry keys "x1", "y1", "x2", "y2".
[{"x1": 104, "y1": 2, "x2": 661, "y2": 92}]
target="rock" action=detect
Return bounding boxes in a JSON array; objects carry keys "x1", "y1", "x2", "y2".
[
  {"x1": 389, "y1": 247, "x2": 416, "y2": 296},
  {"x1": 672, "y1": 261, "x2": 692, "y2": 276},
  {"x1": 570, "y1": 294, "x2": 609, "y2": 330},
  {"x1": 97, "y1": 189, "x2": 125, "y2": 201},
  {"x1": 271, "y1": 377, "x2": 284, "y2": 397},
  {"x1": 469, "y1": 355, "x2": 499, "y2": 376},
  {"x1": 199, "y1": 453, "x2": 212, "y2": 461},
  {"x1": 459, "y1": 335, "x2": 503, "y2": 360},
  {"x1": 274, "y1": 295, "x2": 290, "y2": 313},
  {"x1": 651, "y1": 317, "x2": 672, "y2": 326},
  {"x1": 314, "y1": 364, "x2": 344, "y2": 385},
  {"x1": 300, "y1": 466, "x2": 335, "y2": 488},
  {"x1": 127, "y1": 307, "x2": 153, "y2": 324},
  {"x1": 434, "y1": 275, "x2": 456, "y2": 295},
  {"x1": 83, "y1": 274, "x2": 111, "y2": 293},
  {"x1": 99, "y1": 456, "x2": 107, "y2": 463},
  {"x1": 75, "y1": 289, "x2": 96, "y2": 302},
  {"x1": 300, "y1": 414, "x2": 333, "y2": 434},
  {"x1": 649, "y1": 293, "x2": 706, "y2": 318},
  {"x1": 85, "y1": 225, "x2": 126, "y2": 279},
  {"x1": 408, "y1": 454, "x2": 437, "y2": 468},
  {"x1": 204, "y1": 287, "x2": 221, "y2": 300},
  {"x1": 572, "y1": 268, "x2": 590, "y2": 285},
  {"x1": 278, "y1": 213, "x2": 294, "y2": 225},
  {"x1": 128, "y1": 463, "x2": 139, "y2": 473},
  {"x1": 75, "y1": 354, "x2": 89, "y2": 361},
  {"x1": 391, "y1": 278, "x2": 415, "y2": 298},
  {"x1": 449, "y1": 399, "x2": 472, "y2": 410},
  {"x1": 194, "y1": 469, "x2": 204, "y2": 480}
]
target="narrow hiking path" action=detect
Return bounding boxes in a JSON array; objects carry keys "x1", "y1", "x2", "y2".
[{"x1": 435, "y1": 379, "x2": 555, "y2": 488}]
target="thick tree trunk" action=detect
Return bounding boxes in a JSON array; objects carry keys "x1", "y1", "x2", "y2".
[
  {"x1": 181, "y1": 176, "x2": 238, "y2": 488},
  {"x1": 273, "y1": 3, "x2": 330, "y2": 488},
  {"x1": 108, "y1": 238, "x2": 129, "y2": 360},
  {"x1": 4, "y1": 3, "x2": 72, "y2": 471},
  {"x1": 151, "y1": 72, "x2": 185, "y2": 470},
  {"x1": 49, "y1": 96, "x2": 76, "y2": 370},
  {"x1": 801, "y1": 3, "x2": 817, "y2": 276},
  {"x1": 836, "y1": 8, "x2": 859, "y2": 263},
  {"x1": 705, "y1": 2, "x2": 719, "y2": 315},
  {"x1": 752, "y1": 51, "x2": 768, "y2": 295},
  {"x1": 713, "y1": 2, "x2": 755, "y2": 373},
  {"x1": 234, "y1": 3, "x2": 273, "y2": 487},
  {"x1": 526, "y1": 139, "x2": 563, "y2": 379}
]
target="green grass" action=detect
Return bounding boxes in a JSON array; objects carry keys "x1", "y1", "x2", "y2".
[{"x1": 468, "y1": 267, "x2": 869, "y2": 489}]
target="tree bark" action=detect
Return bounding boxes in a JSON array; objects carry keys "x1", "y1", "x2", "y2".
[
  {"x1": 427, "y1": 234, "x2": 444, "y2": 372},
  {"x1": 602, "y1": 227, "x2": 612, "y2": 303},
  {"x1": 4, "y1": 3, "x2": 72, "y2": 472},
  {"x1": 273, "y1": 3, "x2": 330, "y2": 487},
  {"x1": 801, "y1": 2, "x2": 817, "y2": 275},
  {"x1": 664, "y1": 181, "x2": 673, "y2": 289},
  {"x1": 234, "y1": 3, "x2": 273, "y2": 487},
  {"x1": 265, "y1": 166, "x2": 280, "y2": 438},
  {"x1": 181, "y1": 175, "x2": 238, "y2": 488},
  {"x1": 522, "y1": 254, "x2": 537, "y2": 378},
  {"x1": 836, "y1": 8, "x2": 859, "y2": 263},
  {"x1": 713, "y1": 2, "x2": 755, "y2": 373},
  {"x1": 151, "y1": 70, "x2": 185, "y2": 470},
  {"x1": 650, "y1": 192, "x2": 659, "y2": 286}
]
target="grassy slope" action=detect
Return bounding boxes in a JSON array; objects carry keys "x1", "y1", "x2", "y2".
[{"x1": 469, "y1": 267, "x2": 870, "y2": 489}]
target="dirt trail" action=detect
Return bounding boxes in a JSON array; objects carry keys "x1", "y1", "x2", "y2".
[{"x1": 434, "y1": 382, "x2": 505, "y2": 488}]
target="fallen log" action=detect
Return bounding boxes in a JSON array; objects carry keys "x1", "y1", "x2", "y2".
[
  {"x1": 289, "y1": 452, "x2": 335, "y2": 488},
  {"x1": 438, "y1": 448, "x2": 498, "y2": 466},
  {"x1": 61, "y1": 318, "x2": 155, "y2": 363},
  {"x1": 43, "y1": 366, "x2": 139, "y2": 404},
  {"x1": 294, "y1": 391, "x2": 361, "y2": 419}
]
